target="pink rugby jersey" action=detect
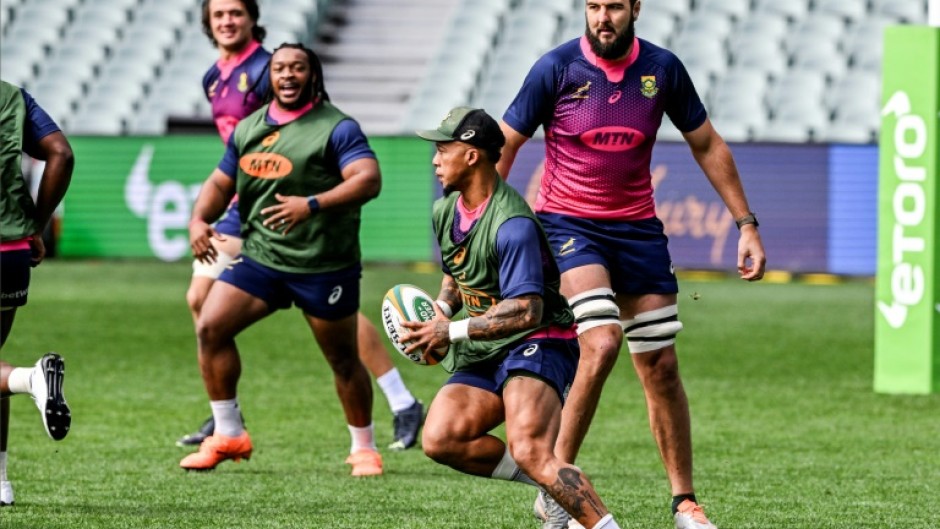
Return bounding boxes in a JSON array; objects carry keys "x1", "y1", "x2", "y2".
[
  {"x1": 202, "y1": 40, "x2": 271, "y2": 143},
  {"x1": 503, "y1": 36, "x2": 707, "y2": 221}
]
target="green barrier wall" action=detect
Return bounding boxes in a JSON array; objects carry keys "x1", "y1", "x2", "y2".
[
  {"x1": 874, "y1": 26, "x2": 940, "y2": 394},
  {"x1": 59, "y1": 136, "x2": 433, "y2": 262}
]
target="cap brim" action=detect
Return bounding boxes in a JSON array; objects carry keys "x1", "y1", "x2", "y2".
[{"x1": 415, "y1": 129, "x2": 454, "y2": 142}]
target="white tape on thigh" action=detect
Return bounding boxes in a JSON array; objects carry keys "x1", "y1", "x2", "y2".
[
  {"x1": 191, "y1": 250, "x2": 236, "y2": 279},
  {"x1": 568, "y1": 287, "x2": 620, "y2": 335},
  {"x1": 621, "y1": 304, "x2": 683, "y2": 353}
]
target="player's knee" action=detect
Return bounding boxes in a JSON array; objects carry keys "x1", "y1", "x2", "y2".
[
  {"x1": 421, "y1": 424, "x2": 458, "y2": 465},
  {"x1": 579, "y1": 328, "x2": 622, "y2": 371},
  {"x1": 507, "y1": 440, "x2": 551, "y2": 481},
  {"x1": 195, "y1": 317, "x2": 229, "y2": 350},
  {"x1": 636, "y1": 349, "x2": 682, "y2": 393},
  {"x1": 622, "y1": 305, "x2": 683, "y2": 355},
  {"x1": 569, "y1": 288, "x2": 621, "y2": 337},
  {"x1": 185, "y1": 286, "x2": 204, "y2": 316}
]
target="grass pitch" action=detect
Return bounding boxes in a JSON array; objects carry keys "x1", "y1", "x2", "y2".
[{"x1": 0, "y1": 261, "x2": 935, "y2": 528}]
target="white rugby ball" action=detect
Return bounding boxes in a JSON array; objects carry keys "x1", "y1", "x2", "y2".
[{"x1": 381, "y1": 284, "x2": 448, "y2": 366}]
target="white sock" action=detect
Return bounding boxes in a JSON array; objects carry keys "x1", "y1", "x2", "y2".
[
  {"x1": 376, "y1": 368, "x2": 416, "y2": 413},
  {"x1": 7, "y1": 368, "x2": 32, "y2": 394},
  {"x1": 491, "y1": 447, "x2": 538, "y2": 486},
  {"x1": 348, "y1": 423, "x2": 377, "y2": 453},
  {"x1": 210, "y1": 399, "x2": 243, "y2": 437},
  {"x1": 591, "y1": 514, "x2": 619, "y2": 529},
  {"x1": 0, "y1": 452, "x2": 7, "y2": 481}
]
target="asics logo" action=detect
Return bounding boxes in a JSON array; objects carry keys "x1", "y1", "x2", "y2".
[
  {"x1": 328, "y1": 286, "x2": 343, "y2": 305},
  {"x1": 523, "y1": 344, "x2": 539, "y2": 357},
  {"x1": 559, "y1": 237, "x2": 576, "y2": 256}
]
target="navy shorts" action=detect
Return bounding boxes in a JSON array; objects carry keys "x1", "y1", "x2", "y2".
[
  {"x1": 218, "y1": 254, "x2": 361, "y2": 320},
  {"x1": 537, "y1": 212, "x2": 678, "y2": 295},
  {"x1": 447, "y1": 337, "x2": 579, "y2": 403},
  {"x1": 0, "y1": 250, "x2": 31, "y2": 309},
  {"x1": 215, "y1": 200, "x2": 241, "y2": 237}
]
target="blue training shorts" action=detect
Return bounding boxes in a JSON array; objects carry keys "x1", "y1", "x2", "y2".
[
  {"x1": 537, "y1": 212, "x2": 678, "y2": 295},
  {"x1": 215, "y1": 200, "x2": 241, "y2": 237},
  {"x1": 218, "y1": 254, "x2": 361, "y2": 320},
  {"x1": 0, "y1": 249, "x2": 32, "y2": 309},
  {"x1": 447, "y1": 337, "x2": 579, "y2": 403}
]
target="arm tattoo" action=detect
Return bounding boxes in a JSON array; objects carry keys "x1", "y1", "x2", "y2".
[
  {"x1": 439, "y1": 276, "x2": 463, "y2": 314},
  {"x1": 466, "y1": 294, "x2": 543, "y2": 341}
]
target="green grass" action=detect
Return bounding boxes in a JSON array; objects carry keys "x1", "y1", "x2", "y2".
[{"x1": 0, "y1": 261, "x2": 936, "y2": 528}]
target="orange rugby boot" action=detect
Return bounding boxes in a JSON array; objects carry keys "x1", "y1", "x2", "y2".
[
  {"x1": 345, "y1": 448, "x2": 383, "y2": 477},
  {"x1": 179, "y1": 431, "x2": 253, "y2": 471}
]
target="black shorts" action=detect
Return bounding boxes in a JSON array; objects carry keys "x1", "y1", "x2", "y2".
[{"x1": 0, "y1": 249, "x2": 32, "y2": 309}]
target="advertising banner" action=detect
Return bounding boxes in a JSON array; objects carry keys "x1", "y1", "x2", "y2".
[
  {"x1": 502, "y1": 140, "x2": 830, "y2": 273},
  {"x1": 59, "y1": 136, "x2": 433, "y2": 262},
  {"x1": 874, "y1": 26, "x2": 940, "y2": 394}
]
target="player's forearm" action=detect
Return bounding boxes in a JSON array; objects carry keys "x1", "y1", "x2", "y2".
[
  {"x1": 437, "y1": 276, "x2": 463, "y2": 315},
  {"x1": 694, "y1": 143, "x2": 753, "y2": 219},
  {"x1": 463, "y1": 294, "x2": 543, "y2": 342},
  {"x1": 191, "y1": 171, "x2": 234, "y2": 224},
  {"x1": 314, "y1": 171, "x2": 380, "y2": 211},
  {"x1": 32, "y1": 133, "x2": 74, "y2": 231}
]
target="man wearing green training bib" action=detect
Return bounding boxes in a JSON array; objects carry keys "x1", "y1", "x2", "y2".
[{"x1": 400, "y1": 106, "x2": 623, "y2": 529}]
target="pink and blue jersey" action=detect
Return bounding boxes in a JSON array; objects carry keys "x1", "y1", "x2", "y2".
[
  {"x1": 503, "y1": 36, "x2": 706, "y2": 221},
  {"x1": 202, "y1": 40, "x2": 271, "y2": 144},
  {"x1": 202, "y1": 41, "x2": 270, "y2": 237}
]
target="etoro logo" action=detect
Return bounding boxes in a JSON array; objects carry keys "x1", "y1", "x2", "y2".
[
  {"x1": 125, "y1": 144, "x2": 202, "y2": 262},
  {"x1": 878, "y1": 90, "x2": 929, "y2": 329}
]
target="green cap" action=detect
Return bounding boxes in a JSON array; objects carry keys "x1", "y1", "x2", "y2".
[{"x1": 416, "y1": 106, "x2": 505, "y2": 151}]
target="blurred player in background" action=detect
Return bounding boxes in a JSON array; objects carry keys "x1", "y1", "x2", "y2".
[
  {"x1": 178, "y1": 0, "x2": 423, "y2": 452},
  {"x1": 496, "y1": 1, "x2": 767, "y2": 528},
  {"x1": 183, "y1": 43, "x2": 386, "y2": 476},
  {"x1": 0, "y1": 79, "x2": 75, "y2": 506},
  {"x1": 402, "y1": 106, "x2": 621, "y2": 529}
]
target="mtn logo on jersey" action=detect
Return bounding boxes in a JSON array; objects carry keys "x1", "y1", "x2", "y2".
[
  {"x1": 580, "y1": 126, "x2": 646, "y2": 152},
  {"x1": 239, "y1": 153, "x2": 293, "y2": 179},
  {"x1": 640, "y1": 76, "x2": 659, "y2": 98}
]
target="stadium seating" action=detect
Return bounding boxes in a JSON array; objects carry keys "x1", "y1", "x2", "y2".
[{"x1": 0, "y1": 0, "x2": 930, "y2": 143}]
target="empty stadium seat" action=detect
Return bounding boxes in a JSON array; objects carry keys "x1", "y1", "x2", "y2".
[
  {"x1": 815, "y1": 0, "x2": 868, "y2": 22},
  {"x1": 696, "y1": 0, "x2": 751, "y2": 20}
]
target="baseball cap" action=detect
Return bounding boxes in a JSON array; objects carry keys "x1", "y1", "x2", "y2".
[{"x1": 416, "y1": 106, "x2": 505, "y2": 152}]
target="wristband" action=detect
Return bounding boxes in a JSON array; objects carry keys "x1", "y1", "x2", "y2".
[
  {"x1": 307, "y1": 196, "x2": 320, "y2": 214},
  {"x1": 448, "y1": 319, "x2": 470, "y2": 343},
  {"x1": 435, "y1": 300, "x2": 453, "y2": 318},
  {"x1": 735, "y1": 212, "x2": 759, "y2": 230}
]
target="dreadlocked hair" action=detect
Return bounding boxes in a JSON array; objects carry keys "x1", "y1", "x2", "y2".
[{"x1": 267, "y1": 42, "x2": 330, "y2": 104}]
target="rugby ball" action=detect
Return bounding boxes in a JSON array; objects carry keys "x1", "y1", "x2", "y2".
[{"x1": 381, "y1": 284, "x2": 448, "y2": 366}]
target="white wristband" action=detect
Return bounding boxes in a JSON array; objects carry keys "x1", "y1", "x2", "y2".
[
  {"x1": 435, "y1": 299, "x2": 454, "y2": 318},
  {"x1": 448, "y1": 319, "x2": 470, "y2": 343}
]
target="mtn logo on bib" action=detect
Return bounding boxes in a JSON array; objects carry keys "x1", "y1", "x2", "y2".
[
  {"x1": 239, "y1": 153, "x2": 293, "y2": 179},
  {"x1": 580, "y1": 126, "x2": 646, "y2": 152}
]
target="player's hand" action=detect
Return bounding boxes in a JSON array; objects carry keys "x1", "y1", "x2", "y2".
[
  {"x1": 401, "y1": 305, "x2": 452, "y2": 355},
  {"x1": 189, "y1": 218, "x2": 224, "y2": 264},
  {"x1": 260, "y1": 193, "x2": 312, "y2": 235},
  {"x1": 29, "y1": 232, "x2": 46, "y2": 267},
  {"x1": 737, "y1": 225, "x2": 766, "y2": 281}
]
